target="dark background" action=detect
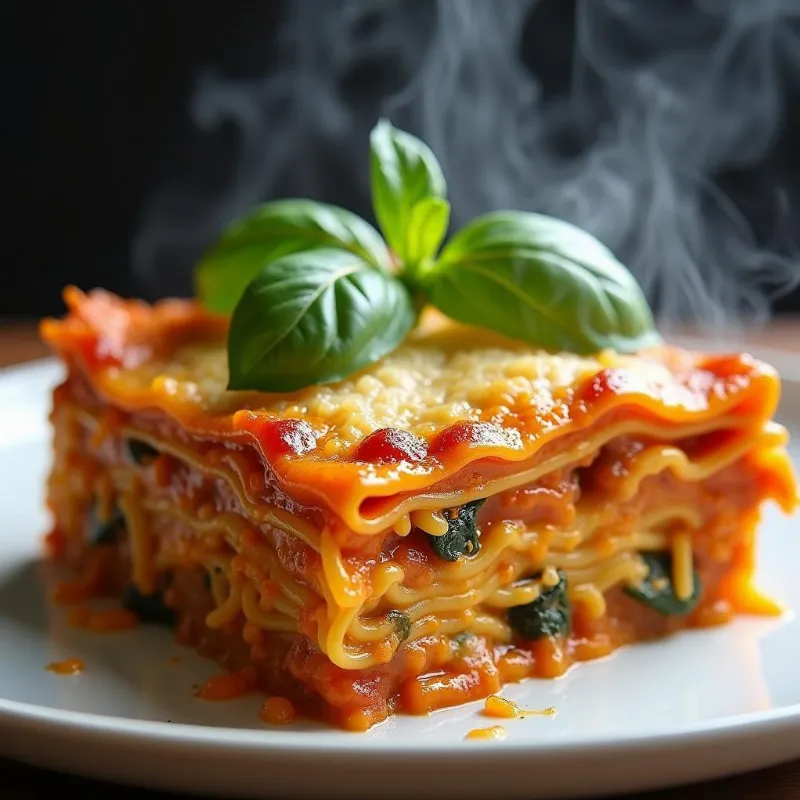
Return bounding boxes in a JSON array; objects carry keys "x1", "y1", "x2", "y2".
[
  {"x1": 4, "y1": 2, "x2": 280, "y2": 314},
  {"x1": 4, "y1": 0, "x2": 800, "y2": 318}
]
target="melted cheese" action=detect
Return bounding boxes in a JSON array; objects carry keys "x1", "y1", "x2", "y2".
[
  {"x1": 41, "y1": 289, "x2": 794, "y2": 540},
  {"x1": 100, "y1": 319, "x2": 609, "y2": 426}
]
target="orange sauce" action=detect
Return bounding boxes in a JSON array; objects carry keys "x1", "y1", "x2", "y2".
[
  {"x1": 465, "y1": 725, "x2": 507, "y2": 740},
  {"x1": 726, "y1": 580, "x2": 784, "y2": 616},
  {"x1": 86, "y1": 608, "x2": 138, "y2": 631},
  {"x1": 51, "y1": 549, "x2": 108, "y2": 605},
  {"x1": 67, "y1": 604, "x2": 138, "y2": 631},
  {"x1": 46, "y1": 658, "x2": 84, "y2": 675},
  {"x1": 197, "y1": 666, "x2": 258, "y2": 701},
  {"x1": 52, "y1": 580, "x2": 96, "y2": 605},
  {"x1": 483, "y1": 695, "x2": 556, "y2": 719},
  {"x1": 260, "y1": 696, "x2": 298, "y2": 725},
  {"x1": 44, "y1": 527, "x2": 66, "y2": 559}
]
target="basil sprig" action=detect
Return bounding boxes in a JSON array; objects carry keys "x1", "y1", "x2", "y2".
[{"x1": 197, "y1": 119, "x2": 661, "y2": 393}]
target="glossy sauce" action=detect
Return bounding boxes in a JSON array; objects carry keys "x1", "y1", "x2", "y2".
[
  {"x1": 67, "y1": 605, "x2": 138, "y2": 632},
  {"x1": 465, "y1": 725, "x2": 507, "y2": 740},
  {"x1": 483, "y1": 695, "x2": 556, "y2": 719},
  {"x1": 260, "y1": 696, "x2": 298, "y2": 725},
  {"x1": 197, "y1": 666, "x2": 259, "y2": 701},
  {"x1": 46, "y1": 658, "x2": 85, "y2": 675}
]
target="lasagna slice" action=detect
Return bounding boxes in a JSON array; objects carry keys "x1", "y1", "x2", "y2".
[{"x1": 41, "y1": 288, "x2": 796, "y2": 730}]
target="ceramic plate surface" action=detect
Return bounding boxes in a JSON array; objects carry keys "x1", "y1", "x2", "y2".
[{"x1": 1, "y1": 357, "x2": 799, "y2": 799}]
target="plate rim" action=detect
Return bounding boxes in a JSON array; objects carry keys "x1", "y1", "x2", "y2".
[{"x1": 1, "y1": 690, "x2": 800, "y2": 756}]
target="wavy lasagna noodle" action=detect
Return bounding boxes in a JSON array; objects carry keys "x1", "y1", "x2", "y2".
[{"x1": 41, "y1": 288, "x2": 797, "y2": 729}]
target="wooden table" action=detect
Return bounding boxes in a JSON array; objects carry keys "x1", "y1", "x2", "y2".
[{"x1": 1, "y1": 320, "x2": 799, "y2": 800}]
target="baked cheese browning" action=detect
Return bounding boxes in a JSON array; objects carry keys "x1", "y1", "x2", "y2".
[
  {"x1": 41, "y1": 290, "x2": 797, "y2": 730},
  {"x1": 42, "y1": 289, "x2": 789, "y2": 536}
]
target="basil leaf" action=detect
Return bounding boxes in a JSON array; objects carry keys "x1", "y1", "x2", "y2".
[
  {"x1": 369, "y1": 119, "x2": 447, "y2": 264},
  {"x1": 427, "y1": 211, "x2": 661, "y2": 354},
  {"x1": 196, "y1": 199, "x2": 391, "y2": 314},
  {"x1": 227, "y1": 248, "x2": 415, "y2": 392},
  {"x1": 405, "y1": 196, "x2": 450, "y2": 273}
]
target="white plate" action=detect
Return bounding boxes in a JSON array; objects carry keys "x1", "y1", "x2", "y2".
[{"x1": 0, "y1": 357, "x2": 799, "y2": 800}]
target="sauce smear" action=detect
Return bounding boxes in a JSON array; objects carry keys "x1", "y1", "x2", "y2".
[
  {"x1": 197, "y1": 667, "x2": 258, "y2": 701},
  {"x1": 466, "y1": 725, "x2": 507, "y2": 740},
  {"x1": 483, "y1": 695, "x2": 557, "y2": 719},
  {"x1": 47, "y1": 658, "x2": 84, "y2": 675},
  {"x1": 67, "y1": 605, "x2": 138, "y2": 631},
  {"x1": 260, "y1": 696, "x2": 298, "y2": 725}
]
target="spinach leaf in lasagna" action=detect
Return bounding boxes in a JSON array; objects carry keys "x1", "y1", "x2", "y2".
[
  {"x1": 424, "y1": 211, "x2": 661, "y2": 355},
  {"x1": 227, "y1": 248, "x2": 415, "y2": 392},
  {"x1": 122, "y1": 581, "x2": 176, "y2": 627},
  {"x1": 387, "y1": 610, "x2": 411, "y2": 643},
  {"x1": 88, "y1": 504, "x2": 125, "y2": 546},
  {"x1": 126, "y1": 438, "x2": 159, "y2": 465},
  {"x1": 427, "y1": 499, "x2": 486, "y2": 561},
  {"x1": 624, "y1": 551, "x2": 702, "y2": 616},
  {"x1": 197, "y1": 199, "x2": 392, "y2": 314},
  {"x1": 507, "y1": 570, "x2": 571, "y2": 640},
  {"x1": 370, "y1": 119, "x2": 450, "y2": 271}
]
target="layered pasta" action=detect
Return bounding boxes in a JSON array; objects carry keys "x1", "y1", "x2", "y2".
[{"x1": 41, "y1": 287, "x2": 797, "y2": 729}]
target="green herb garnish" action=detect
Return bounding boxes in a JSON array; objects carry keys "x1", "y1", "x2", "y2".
[
  {"x1": 369, "y1": 119, "x2": 449, "y2": 275},
  {"x1": 197, "y1": 120, "x2": 660, "y2": 392},
  {"x1": 427, "y1": 212, "x2": 658, "y2": 354},
  {"x1": 624, "y1": 551, "x2": 702, "y2": 616},
  {"x1": 197, "y1": 199, "x2": 392, "y2": 315},
  {"x1": 227, "y1": 249, "x2": 415, "y2": 392},
  {"x1": 507, "y1": 570, "x2": 571, "y2": 640}
]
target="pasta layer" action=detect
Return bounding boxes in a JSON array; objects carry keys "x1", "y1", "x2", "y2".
[{"x1": 47, "y1": 396, "x2": 792, "y2": 671}]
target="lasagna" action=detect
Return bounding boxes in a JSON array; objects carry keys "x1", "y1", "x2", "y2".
[{"x1": 41, "y1": 287, "x2": 797, "y2": 730}]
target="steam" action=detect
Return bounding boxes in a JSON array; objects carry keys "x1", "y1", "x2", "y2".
[{"x1": 133, "y1": 0, "x2": 800, "y2": 328}]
